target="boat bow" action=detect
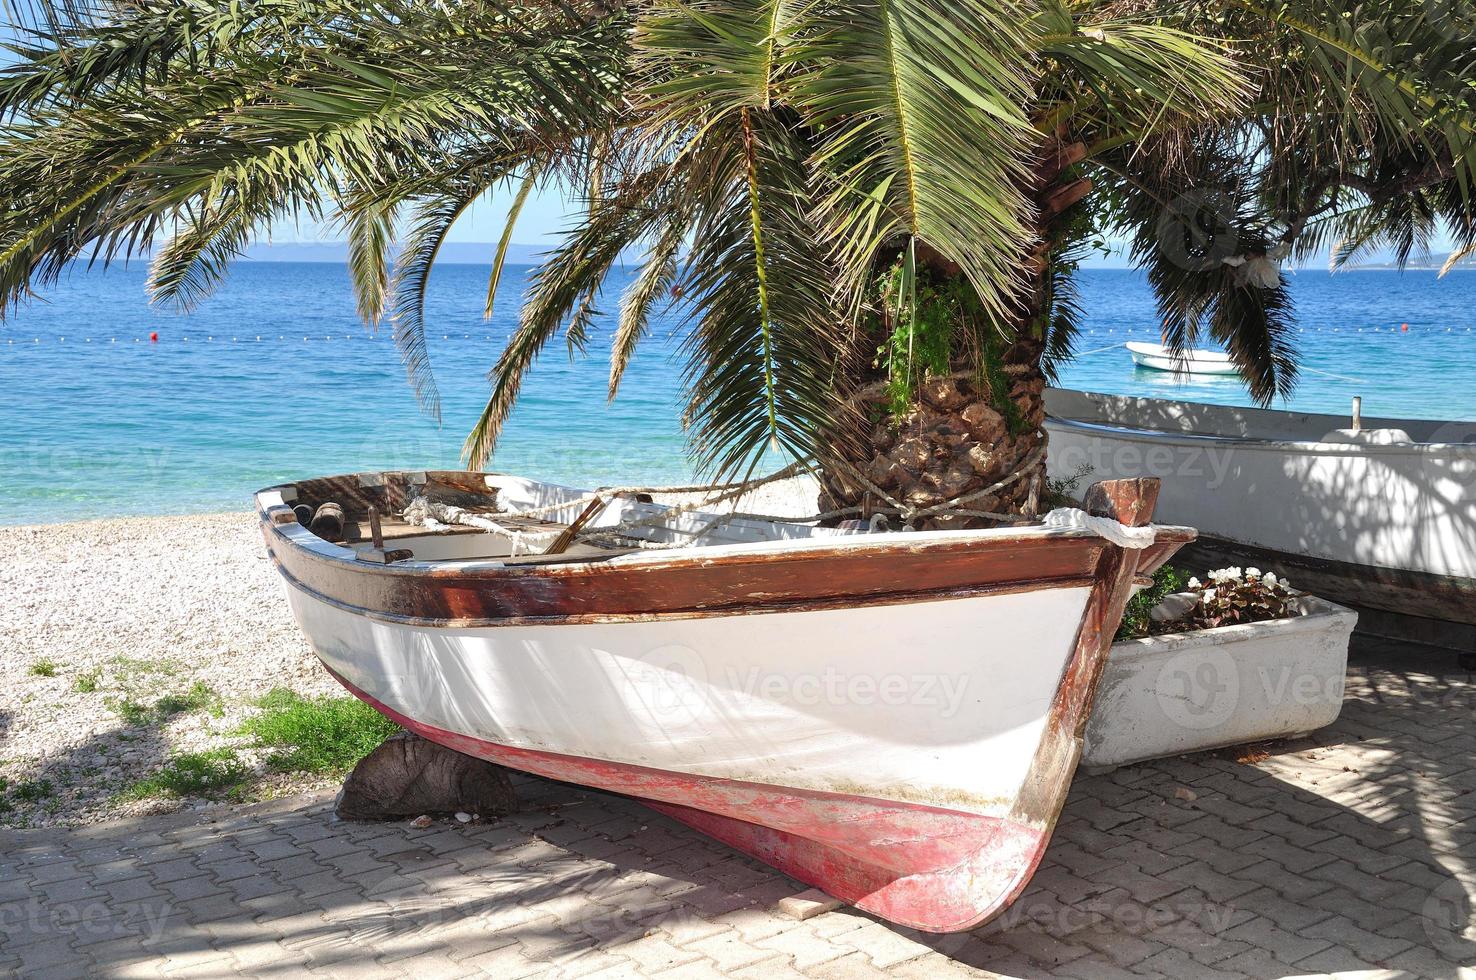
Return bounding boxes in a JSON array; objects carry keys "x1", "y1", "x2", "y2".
[{"x1": 258, "y1": 470, "x2": 1192, "y2": 932}]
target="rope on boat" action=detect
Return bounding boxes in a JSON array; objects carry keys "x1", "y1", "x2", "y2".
[
  {"x1": 489, "y1": 459, "x2": 815, "y2": 523},
  {"x1": 402, "y1": 496, "x2": 562, "y2": 556},
  {"x1": 399, "y1": 441, "x2": 1148, "y2": 555},
  {"x1": 1042, "y1": 509, "x2": 1157, "y2": 549},
  {"x1": 1301, "y1": 365, "x2": 1369, "y2": 384},
  {"x1": 555, "y1": 444, "x2": 1048, "y2": 551},
  {"x1": 565, "y1": 443, "x2": 1049, "y2": 551}
]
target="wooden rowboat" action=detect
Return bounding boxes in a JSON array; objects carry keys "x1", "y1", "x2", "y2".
[
  {"x1": 1045, "y1": 389, "x2": 1476, "y2": 631},
  {"x1": 256, "y1": 470, "x2": 1192, "y2": 933},
  {"x1": 1126, "y1": 340, "x2": 1241, "y2": 376}
]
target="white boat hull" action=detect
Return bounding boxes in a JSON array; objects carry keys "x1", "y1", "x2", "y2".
[
  {"x1": 1127, "y1": 341, "x2": 1241, "y2": 376},
  {"x1": 287, "y1": 584, "x2": 1093, "y2": 815},
  {"x1": 1045, "y1": 389, "x2": 1476, "y2": 624},
  {"x1": 257, "y1": 469, "x2": 1194, "y2": 931}
]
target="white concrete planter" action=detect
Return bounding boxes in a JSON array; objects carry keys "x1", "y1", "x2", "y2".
[{"x1": 1082, "y1": 596, "x2": 1358, "y2": 772}]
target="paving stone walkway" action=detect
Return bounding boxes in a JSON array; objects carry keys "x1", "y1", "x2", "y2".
[{"x1": 3, "y1": 637, "x2": 1474, "y2": 979}]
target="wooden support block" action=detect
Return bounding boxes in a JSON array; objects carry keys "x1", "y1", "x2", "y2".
[{"x1": 777, "y1": 888, "x2": 844, "y2": 921}]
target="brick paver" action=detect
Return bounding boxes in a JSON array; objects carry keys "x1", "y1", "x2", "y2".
[{"x1": 2, "y1": 636, "x2": 1474, "y2": 978}]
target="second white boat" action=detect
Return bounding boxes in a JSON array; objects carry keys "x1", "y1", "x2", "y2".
[{"x1": 1126, "y1": 341, "x2": 1241, "y2": 376}]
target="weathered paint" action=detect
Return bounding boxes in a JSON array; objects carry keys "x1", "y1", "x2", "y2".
[
  {"x1": 259, "y1": 471, "x2": 1192, "y2": 933},
  {"x1": 1046, "y1": 388, "x2": 1476, "y2": 626},
  {"x1": 333, "y1": 668, "x2": 1049, "y2": 934}
]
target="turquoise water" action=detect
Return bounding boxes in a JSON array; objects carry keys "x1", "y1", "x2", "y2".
[{"x1": 2, "y1": 263, "x2": 1473, "y2": 524}]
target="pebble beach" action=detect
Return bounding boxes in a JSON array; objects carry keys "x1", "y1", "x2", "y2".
[
  {"x1": 0, "y1": 512, "x2": 332, "y2": 828},
  {"x1": 0, "y1": 478, "x2": 821, "y2": 829}
]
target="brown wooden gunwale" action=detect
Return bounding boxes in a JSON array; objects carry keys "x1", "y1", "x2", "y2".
[
  {"x1": 274, "y1": 562, "x2": 1105, "y2": 629},
  {"x1": 1008, "y1": 478, "x2": 1183, "y2": 834},
  {"x1": 259, "y1": 520, "x2": 1190, "y2": 627},
  {"x1": 258, "y1": 473, "x2": 1193, "y2": 627}
]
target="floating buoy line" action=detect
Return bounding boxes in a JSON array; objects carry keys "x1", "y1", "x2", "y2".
[{"x1": 4, "y1": 324, "x2": 1475, "y2": 346}]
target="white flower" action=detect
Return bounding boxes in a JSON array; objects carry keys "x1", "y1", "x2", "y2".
[
  {"x1": 1204, "y1": 588, "x2": 1217, "y2": 603},
  {"x1": 1188, "y1": 577, "x2": 1202, "y2": 590},
  {"x1": 1263, "y1": 573, "x2": 1278, "y2": 588},
  {"x1": 1246, "y1": 567, "x2": 1262, "y2": 579}
]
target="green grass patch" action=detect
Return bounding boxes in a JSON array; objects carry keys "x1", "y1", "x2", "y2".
[
  {"x1": 73, "y1": 669, "x2": 102, "y2": 693},
  {"x1": 109, "y1": 697, "x2": 154, "y2": 726},
  {"x1": 12, "y1": 779, "x2": 53, "y2": 802},
  {"x1": 155, "y1": 681, "x2": 222, "y2": 719},
  {"x1": 109, "y1": 655, "x2": 179, "y2": 677},
  {"x1": 123, "y1": 749, "x2": 247, "y2": 800},
  {"x1": 27, "y1": 659, "x2": 58, "y2": 677},
  {"x1": 109, "y1": 682, "x2": 222, "y2": 726},
  {"x1": 239, "y1": 689, "x2": 397, "y2": 774}
]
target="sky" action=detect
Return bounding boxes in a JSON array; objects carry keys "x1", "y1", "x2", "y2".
[
  {"x1": 1, "y1": 26, "x2": 1458, "y2": 267},
  {"x1": 454, "y1": 182, "x2": 570, "y2": 245}
]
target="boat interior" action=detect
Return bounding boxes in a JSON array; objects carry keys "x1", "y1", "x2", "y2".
[
  {"x1": 1046, "y1": 388, "x2": 1460, "y2": 444},
  {"x1": 263, "y1": 470, "x2": 850, "y2": 566}
]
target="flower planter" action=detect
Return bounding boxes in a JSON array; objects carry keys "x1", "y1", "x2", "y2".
[{"x1": 1082, "y1": 595, "x2": 1358, "y2": 772}]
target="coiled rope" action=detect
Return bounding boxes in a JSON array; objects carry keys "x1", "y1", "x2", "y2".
[{"x1": 398, "y1": 441, "x2": 1159, "y2": 554}]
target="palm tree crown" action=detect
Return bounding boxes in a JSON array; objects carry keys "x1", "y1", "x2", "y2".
[{"x1": 2, "y1": 0, "x2": 1473, "y2": 490}]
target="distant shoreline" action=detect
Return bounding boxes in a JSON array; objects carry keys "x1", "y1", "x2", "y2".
[{"x1": 233, "y1": 241, "x2": 1476, "y2": 272}]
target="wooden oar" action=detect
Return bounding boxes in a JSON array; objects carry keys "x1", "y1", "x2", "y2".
[{"x1": 542, "y1": 496, "x2": 611, "y2": 556}]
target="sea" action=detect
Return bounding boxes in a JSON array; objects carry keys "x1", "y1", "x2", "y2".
[{"x1": 2, "y1": 262, "x2": 1474, "y2": 525}]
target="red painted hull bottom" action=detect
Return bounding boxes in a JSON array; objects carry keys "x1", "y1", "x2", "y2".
[{"x1": 332, "y1": 669, "x2": 1051, "y2": 933}]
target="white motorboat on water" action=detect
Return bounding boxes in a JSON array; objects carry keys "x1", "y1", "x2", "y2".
[
  {"x1": 1045, "y1": 389, "x2": 1476, "y2": 630},
  {"x1": 257, "y1": 469, "x2": 1192, "y2": 932},
  {"x1": 1126, "y1": 341, "x2": 1242, "y2": 376}
]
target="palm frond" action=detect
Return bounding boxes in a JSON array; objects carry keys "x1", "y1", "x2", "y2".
[
  {"x1": 610, "y1": 214, "x2": 685, "y2": 399},
  {"x1": 677, "y1": 113, "x2": 858, "y2": 478},
  {"x1": 387, "y1": 186, "x2": 485, "y2": 423},
  {"x1": 465, "y1": 167, "x2": 669, "y2": 468},
  {"x1": 485, "y1": 166, "x2": 543, "y2": 322},
  {"x1": 345, "y1": 196, "x2": 396, "y2": 327},
  {"x1": 786, "y1": 0, "x2": 1039, "y2": 319}
]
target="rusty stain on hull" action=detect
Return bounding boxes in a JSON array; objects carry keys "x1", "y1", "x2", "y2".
[{"x1": 260, "y1": 471, "x2": 1193, "y2": 932}]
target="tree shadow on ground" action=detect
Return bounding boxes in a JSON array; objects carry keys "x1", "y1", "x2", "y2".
[
  {"x1": 0, "y1": 702, "x2": 180, "y2": 828},
  {"x1": 1, "y1": 634, "x2": 1472, "y2": 978}
]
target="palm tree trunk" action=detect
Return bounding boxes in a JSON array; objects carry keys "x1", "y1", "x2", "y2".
[
  {"x1": 817, "y1": 136, "x2": 1089, "y2": 530},
  {"x1": 816, "y1": 338, "x2": 1049, "y2": 529}
]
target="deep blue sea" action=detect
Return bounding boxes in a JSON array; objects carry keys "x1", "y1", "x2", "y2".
[{"x1": 2, "y1": 263, "x2": 1473, "y2": 524}]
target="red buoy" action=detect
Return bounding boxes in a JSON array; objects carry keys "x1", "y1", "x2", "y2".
[
  {"x1": 1401, "y1": 322, "x2": 1409, "y2": 333},
  {"x1": 150, "y1": 331, "x2": 159, "y2": 342}
]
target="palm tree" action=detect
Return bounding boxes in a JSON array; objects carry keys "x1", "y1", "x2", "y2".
[{"x1": 2, "y1": 0, "x2": 1473, "y2": 526}]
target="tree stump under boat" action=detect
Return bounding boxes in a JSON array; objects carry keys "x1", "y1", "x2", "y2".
[{"x1": 335, "y1": 731, "x2": 518, "y2": 822}]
